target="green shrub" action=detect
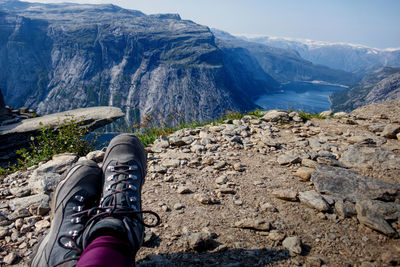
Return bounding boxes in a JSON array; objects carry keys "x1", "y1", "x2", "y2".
[
  {"x1": 0, "y1": 118, "x2": 98, "y2": 176},
  {"x1": 298, "y1": 111, "x2": 325, "y2": 121}
]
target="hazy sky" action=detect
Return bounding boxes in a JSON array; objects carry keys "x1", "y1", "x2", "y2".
[{"x1": 23, "y1": 0, "x2": 400, "y2": 49}]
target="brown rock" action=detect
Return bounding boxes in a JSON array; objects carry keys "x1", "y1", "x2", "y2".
[{"x1": 296, "y1": 167, "x2": 314, "y2": 181}]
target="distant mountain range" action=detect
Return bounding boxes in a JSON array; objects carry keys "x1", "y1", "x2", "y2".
[
  {"x1": 0, "y1": 0, "x2": 360, "y2": 126},
  {"x1": 1, "y1": 0, "x2": 395, "y2": 126},
  {"x1": 331, "y1": 66, "x2": 400, "y2": 112},
  {"x1": 238, "y1": 35, "x2": 400, "y2": 75}
]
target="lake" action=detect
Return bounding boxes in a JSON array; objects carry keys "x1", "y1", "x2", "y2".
[{"x1": 255, "y1": 81, "x2": 346, "y2": 113}]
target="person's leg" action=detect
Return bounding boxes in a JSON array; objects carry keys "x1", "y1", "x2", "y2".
[
  {"x1": 79, "y1": 134, "x2": 160, "y2": 264},
  {"x1": 76, "y1": 236, "x2": 134, "y2": 267},
  {"x1": 31, "y1": 161, "x2": 103, "y2": 267}
]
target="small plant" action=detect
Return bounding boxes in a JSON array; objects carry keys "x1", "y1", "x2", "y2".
[
  {"x1": 0, "y1": 117, "x2": 98, "y2": 176},
  {"x1": 298, "y1": 111, "x2": 325, "y2": 121}
]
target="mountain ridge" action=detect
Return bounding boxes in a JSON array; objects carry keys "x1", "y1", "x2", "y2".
[
  {"x1": 238, "y1": 35, "x2": 400, "y2": 74},
  {"x1": 330, "y1": 66, "x2": 400, "y2": 112}
]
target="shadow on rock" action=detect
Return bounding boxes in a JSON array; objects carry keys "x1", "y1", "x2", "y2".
[{"x1": 137, "y1": 247, "x2": 290, "y2": 267}]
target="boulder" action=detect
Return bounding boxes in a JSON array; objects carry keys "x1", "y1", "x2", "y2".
[
  {"x1": 261, "y1": 110, "x2": 289, "y2": 122},
  {"x1": 298, "y1": 190, "x2": 330, "y2": 212},
  {"x1": 9, "y1": 194, "x2": 50, "y2": 211},
  {"x1": 340, "y1": 145, "x2": 400, "y2": 171},
  {"x1": 311, "y1": 165, "x2": 400, "y2": 202},
  {"x1": 381, "y1": 124, "x2": 400, "y2": 139}
]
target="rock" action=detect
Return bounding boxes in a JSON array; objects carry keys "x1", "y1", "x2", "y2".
[
  {"x1": 234, "y1": 219, "x2": 271, "y2": 231},
  {"x1": 381, "y1": 124, "x2": 400, "y2": 139},
  {"x1": 340, "y1": 145, "x2": 400, "y2": 171},
  {"x1": 262, "y1": 136, "x2": 281, "y2": 148},
  {"x1": 8, "y1": 208, "x2": 31, "y2": 220},
  {"x1": 296, "y1": 167, "x2": 314, "y2": 181},
  {"x1": 162, "y1": 159, "x2": 180, "y2": 168},
  {"x1": 381, "y1": 251, "x2": 400, "y2": 265},
  {"x1": 213, "y1": 161, "x2": 226, "y2": 170},
  {"x1": 260, "y1": 202, "x2": 277, "y2": 212},
  {"x1": 9, "y1": 186, "x2": 31, "y2": 197},
  {"x1": 0, "y1": 107, "x2": 123, "y2": 166},
  {"x1": 233, "y1": 163, "x2": 245, "y2": 172},
  {"x1": 33, "y1": 153, "x2": 78, "y2": 174},
  {"x1": 333, "y1": 112, "x2": 347, "y2": 118},
  {"x1": 311, "y1": 165, "x2": 400, "y2": 202},
  {"x1": 86, "y1": 150, "x2": 105, "y2": 163},
  {"x1": 173, "y1": 203, "x2": 185, "y2": 210},
  {"x1": 28, "y1": 171, "x2": 62, "y2": 195},
  {"x1": 0, "y1": 227, "x2": 8, "y2": 238},
  {"x1": 268, "y1": 231, "x2": 286, "y2": 242},
  {"x1": 282, "y1": 236, "x2": 302, "y2": 255},
  {"x1": 148, "y1": 164, "x2": 167, "y2": 174},
  {"x1": 216, "y1": 188, "x2": 236, "y2": 195},
  {"x1": 215, "y1": 176, "x2": 228, "y2": 185},
  {"x1": 356, "y1": 212, "x2": 397, "y2": 237},
  {"x1": 298, "y1": 190, "x2": 330, "y2": 212},
  {"x1": 316, "y1": 157, "x2": 346, "y2": 168},
  {"x1": 190, "y1": 145, "x2": 205, "y2": 153},
  {"x1": 194, "y1": 194, "x2": 213, "y2": 205},
  {"x1": 320, "y1": 110, "x2": 332, "y2": 117},
  {"x1": 272, "y1": 189, "x2": 297, "y2": 201},
  {"x1": 334, "y1": 200, "x2": 357, "y2": 218},
  {"x1": 356, "y1": 199, "x2": 400, "y2": 221},
  {"x1": 277, "y1": 154, "x2": 301, "y2": 165},
  {"x1": 35, "y1": 219, "x2": 51, "y2": 232},
  {"x1": 154, "y1": 135, "x2": 170, "y2": 148},
  {"x1": 261, "y1": 110, "x2": 289, "y2": 122},
  {"x1": 347, "y1": 135, "x2": 374, "y2": 144},
  {"x1": 9, "y1": 194, "x2": 50, "y2": 211},
  {"x1": 169, "y1": 136, "x2": 186, "y2": 147},
  {"x1": 306, "y1": 256, "x2": 323, "y2": 267},
  {"x1": 184, "y1": 232, "x2": 214, "y2": 251},
  {"x1": 301, "y1": 159, "x2": 318, "y2": 168},
  {"x1": 3, "y1": 251, "x2": 17, "y2": 265},
  {"x1": 177, "y1": 186, "x2": 192, "y2": 194}
]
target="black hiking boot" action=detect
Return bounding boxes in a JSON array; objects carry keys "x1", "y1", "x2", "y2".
[
  {"x1": 31, "y1": 160, "x2": 102, "y2": 267},
  {"x1": 82, "y1": 134, "x2": 160, "y2": 257}
]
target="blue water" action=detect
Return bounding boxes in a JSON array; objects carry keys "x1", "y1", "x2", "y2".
[{"x1": 255, "y1": 82, "x2": 345, "y2": 113}]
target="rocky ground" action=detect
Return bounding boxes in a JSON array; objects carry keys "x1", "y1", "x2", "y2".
[{"x1": 1, "y1": 100, "x2": 400, "y2": 266}]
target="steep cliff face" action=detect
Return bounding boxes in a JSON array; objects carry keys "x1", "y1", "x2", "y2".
[
  {"x1": 0, "y1": 1, "x2": 276, "y2": 126},
  {"x1": 331, "y1": 67, "x2": 400, "y2": 112}
]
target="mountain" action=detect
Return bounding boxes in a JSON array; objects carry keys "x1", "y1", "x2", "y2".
[
  {"x1": 213, "y1": 30, "x2": 357, "y2": 85},
  {"x1": 330, "y1": 66, "x2": 400, "y2": 112},
  {"x1": 239, "y1": 35, "x2": 400, "y2": 74},
  {"x1": 0, "y1": 0, "x2": 279, "y2": 126}
]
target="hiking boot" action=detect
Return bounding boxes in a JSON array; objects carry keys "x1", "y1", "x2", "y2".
[
  {"x1": 31, "y1": 161, "x2": 102, "y2": 267},
  {"x1": 82, "y1": 134, "x2": 160, "y2": 256}
]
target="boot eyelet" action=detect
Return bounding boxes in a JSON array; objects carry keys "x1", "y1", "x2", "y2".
[
  {"x1": 128, "y1": 184, "x2": 137, "y2": 190},
  {"x1": 129, "y1": 197, "x2": 137, "y2": 202},
  {"x1": 69, "y1": 230, "x2": 79, "y2": 237},
  {"x1": 74, "y1": 195, "x2": 84, "y2": 202},
  {"x1": 106, "y1": 175, "x2": 114, "y2": 181},
  {"x1": 108, "y1": 166, "x2": 115, "y2": 172},
  {"x1": 71, "y1": 217, "x2": 81, "y2": 224},
  {"x1": 73, "y1": 206, "x2": 83, "y2": 212},
  {"x1": 128, "y1": 174, "x2": 137, "y2": 180},
  {"x1": 129, "y1": 165, "x2": 138, "y2": 171}
]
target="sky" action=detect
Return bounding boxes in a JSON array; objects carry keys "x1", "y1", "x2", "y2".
[{"x1": 23, "y1": 0, "x2": 400, "y2": 49}]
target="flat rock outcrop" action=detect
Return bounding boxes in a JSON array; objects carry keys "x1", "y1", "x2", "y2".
[
  {"x1": 0, "y1": 107, "x2": 124, "y2": 166},
  {"x1": 1, "y1": 100, "x2": 400, "y2": 266}
]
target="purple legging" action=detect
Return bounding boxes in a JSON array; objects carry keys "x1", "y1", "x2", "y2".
[{"x1": 76, "y1": 236, "x2": 134, "y2": 267}]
